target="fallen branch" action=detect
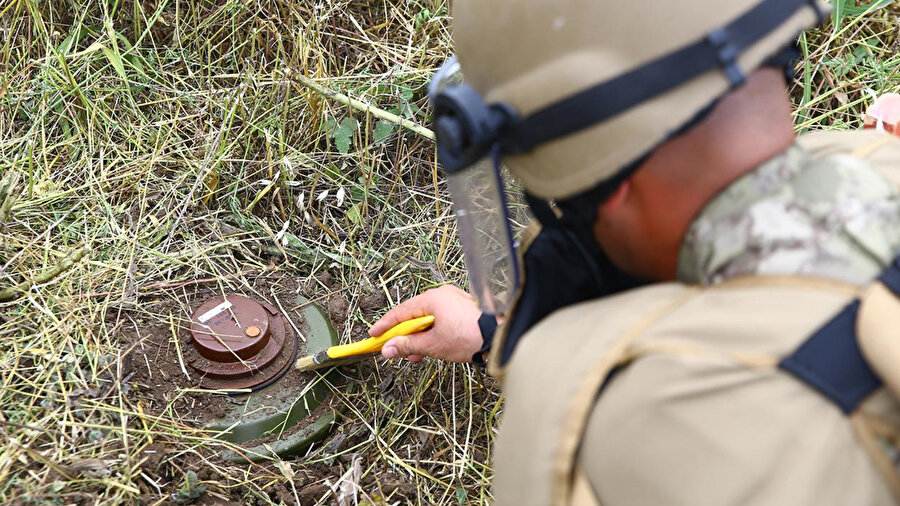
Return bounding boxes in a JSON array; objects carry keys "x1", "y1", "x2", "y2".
[
  {"x1": 0, "y1": 245, "x2": 88, "y2": 302},
  {"x1": 289, "y1": 71, "x2": 435, "y2": 140}
]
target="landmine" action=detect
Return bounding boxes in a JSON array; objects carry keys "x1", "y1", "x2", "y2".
[{"x1": 184, "y1": 293, "x2": 339, "y2": 463}]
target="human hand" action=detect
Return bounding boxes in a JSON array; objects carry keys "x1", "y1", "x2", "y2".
[{"x1": 370, "y1": 285, "x2": 484, "y2": 363}]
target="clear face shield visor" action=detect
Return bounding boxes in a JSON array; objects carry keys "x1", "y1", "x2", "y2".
[{"x1": 429, "y1": 57, "x2": 521, "y2": 315}]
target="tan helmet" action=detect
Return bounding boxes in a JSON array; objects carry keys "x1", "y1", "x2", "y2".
[{"x1": 451, "y1": 0, "x2": 830, "y2": 200}]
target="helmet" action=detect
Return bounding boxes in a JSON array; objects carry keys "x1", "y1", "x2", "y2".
[
  {"x1": 429, "y1": 0, "x2": 829, "y2": 315},
  {"x1": 446, "y1": 0, "x2": 829, "y2": 200}
]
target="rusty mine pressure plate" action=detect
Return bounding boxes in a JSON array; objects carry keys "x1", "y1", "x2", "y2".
[{"x1": 188, "y1": 294, "x2": 298, "y2": 391}]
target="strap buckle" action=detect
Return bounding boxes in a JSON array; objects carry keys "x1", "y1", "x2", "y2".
[{"x1": 706, "y1": 28, "x2": 746, "y2": 87}]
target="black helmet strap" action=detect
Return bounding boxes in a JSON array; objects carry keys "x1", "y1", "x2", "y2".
[
  {"x1": 432, "y1": 0, "x2": 825, "y2": 174},
  {"x1": 502, "y1": 0, "x2": 824, "y2": 155}
]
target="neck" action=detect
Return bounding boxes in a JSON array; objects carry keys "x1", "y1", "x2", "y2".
[{"x1": 630, "y1": 69, "x2": 797, "y2": 280}]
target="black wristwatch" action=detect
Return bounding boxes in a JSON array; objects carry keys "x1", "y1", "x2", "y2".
[{"x1": 471, "y1": 312, "x2": 498, "y2": 367}]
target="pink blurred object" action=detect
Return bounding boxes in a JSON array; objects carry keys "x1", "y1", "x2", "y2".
[{"x1": 864, "y1": 93, "x2": 900, "y2": 136}]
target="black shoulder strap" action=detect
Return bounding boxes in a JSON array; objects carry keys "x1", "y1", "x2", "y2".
[
  {"x1": 501, "y1": 0, "x2": 824, "y2": 154},
  {"x1": 779, "y1": 259, "x2": 900, "y2": 414}
]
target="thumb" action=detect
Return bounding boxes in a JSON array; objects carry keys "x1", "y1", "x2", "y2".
[{"x1": 381, "y1": 332, "x2": 432, "y2": 360}]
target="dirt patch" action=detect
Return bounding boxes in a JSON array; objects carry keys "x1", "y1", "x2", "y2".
[
  {"x1": 102, "y1": 269, "x2": 435, "y2": 504},
  {"x1": 292, "y1": 483, "x2": 328, "y2": 504},
  {"x1": 107, "y1": 271, "x2": 353, "y2": 503},
  {"x1": 326, "y1": 296, "x2": 349, "y2": 323},
  {"x1": 138, "y1": 443, "x2": 168, "y2": 475},
  {"x1": 114, "y1": 271, "x2": 329, "y2": 426},
  {"x1": 305, "y1": 269, "x2": 351, "y2": 333},
  {"x1": 358, "y1": 289, "x2": 387, "y2": 313},
  {"x1": 362, "y1": 472, "x2": 418, "y2": 501}
]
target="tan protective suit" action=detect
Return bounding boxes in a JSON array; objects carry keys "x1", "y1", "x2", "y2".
[{"x1": 489, "y1": 130, "x2": 900, "y2": 506}]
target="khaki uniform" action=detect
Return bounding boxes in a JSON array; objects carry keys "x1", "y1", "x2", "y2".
[{"x1": 490, "y1": 130, "x2": 900, "y2": 505}]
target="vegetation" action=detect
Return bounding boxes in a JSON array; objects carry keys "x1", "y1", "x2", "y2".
[{"x1": 0, "y1": 1, "x2": 897, "y2": 504}]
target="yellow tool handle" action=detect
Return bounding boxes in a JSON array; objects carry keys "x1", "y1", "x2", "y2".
[{"x1": 326, "y1": 315, "x2": 435, "y2": 359}]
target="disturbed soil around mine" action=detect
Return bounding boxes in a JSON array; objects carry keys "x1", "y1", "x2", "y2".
[{"x1": 97, "y1": 270, "x2": 427, "y2": 505}]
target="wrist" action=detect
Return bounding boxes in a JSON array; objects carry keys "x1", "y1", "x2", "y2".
[{"x1": 471, "y1": 312, "x2": 498, "y2": 366}]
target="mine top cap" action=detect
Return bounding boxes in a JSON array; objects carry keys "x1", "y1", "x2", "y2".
[{"x1": 190, "y1": 295, "x2": 272, "y2": 362}]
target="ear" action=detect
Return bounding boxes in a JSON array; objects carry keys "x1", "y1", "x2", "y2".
[{"x1": 597, "y1": 180, "x2": 631, "y2": 217}]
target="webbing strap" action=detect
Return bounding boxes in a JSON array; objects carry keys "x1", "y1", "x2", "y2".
[
  {"x1": 778, "y1": 301, "x2": 878, "y2": 414},
  {"x1": 779, "y1": 259, "x2": 900, "y2": 414},
  {"x1": 502, "y1": 0, "x2": 822, "y2": 153}
]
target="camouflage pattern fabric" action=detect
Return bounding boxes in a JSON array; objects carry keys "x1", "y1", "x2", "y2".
[{"x1": 678, "y1": 144, "x2": 900, "y2": 285}]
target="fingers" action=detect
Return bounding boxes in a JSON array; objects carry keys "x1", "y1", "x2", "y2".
[
  {"x1": 368, "y1": 293, "x2": 433, "y2": 336},
  {"x1": 381, "y1": 332, "x2": 433, "y2": 360},
  {"x1": 370, "y1": 285, "x2": 478, "y2": 363}
]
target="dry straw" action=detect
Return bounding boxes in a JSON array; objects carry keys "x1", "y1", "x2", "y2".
[{"x1": 0, "y1": 0, "x2": 897, "y2": 504}]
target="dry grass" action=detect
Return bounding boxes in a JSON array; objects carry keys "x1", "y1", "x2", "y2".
[{"x1": 0, "y1": 1, "x2": 898, "y2": 504}]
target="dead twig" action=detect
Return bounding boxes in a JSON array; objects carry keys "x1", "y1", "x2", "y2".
[
  {"x1": 289, "y1": 72, "x2": 435, "y2": 140},
  {"x1": 0, "y1": 245, "x2": 88, "y2": 302}
]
